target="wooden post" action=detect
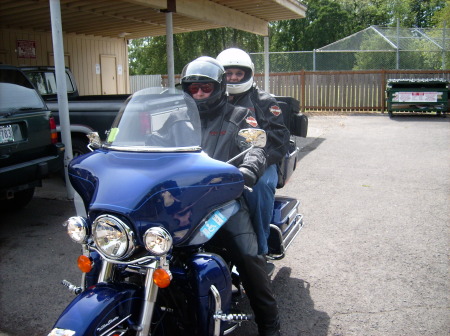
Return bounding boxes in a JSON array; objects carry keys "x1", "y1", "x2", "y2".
[
  {"x1": 301, "y1": 70, "x2": 306, "y2": 113},
  {"x1": 381, "y1": 70, "x2": 386, "y2": 113}
]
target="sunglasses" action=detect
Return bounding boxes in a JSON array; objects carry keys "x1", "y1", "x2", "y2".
[{"x1": 188, "y1": 83, "x2": 214, "y2": 94}]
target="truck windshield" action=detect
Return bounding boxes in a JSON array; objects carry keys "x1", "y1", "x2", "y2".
[
  {"x1": 104, "y1": 88, "x2": 202, "y2": 152},
  {"x1": 25, "y1": 70, "x2": 76, "y2": 96}
]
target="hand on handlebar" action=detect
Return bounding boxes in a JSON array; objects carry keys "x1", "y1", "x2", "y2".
[{"x1": 239, "y1": 167, "x2": 257, "y2": 189}]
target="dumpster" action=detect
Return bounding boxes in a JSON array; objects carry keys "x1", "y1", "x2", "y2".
[{"x1": 386, "y1": 78, "x2": 449, "y2": 117}]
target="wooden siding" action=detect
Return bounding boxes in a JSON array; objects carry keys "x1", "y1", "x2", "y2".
[
  {"x1": 0, "y1": 28, "x2": 129, "y2": 95},
  {"x1": 254, "y1": 70, "x2": 450, "y2": 113}
]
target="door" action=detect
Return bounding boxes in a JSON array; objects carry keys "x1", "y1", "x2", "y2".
[{"x1": 100, "y1": 55, "x2": 117, "y2": 95}]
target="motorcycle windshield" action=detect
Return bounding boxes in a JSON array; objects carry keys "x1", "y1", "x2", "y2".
[
  {"x1": 103, "y1": 87, "x2": 202, "y2": 152},
  {"x1": 70, "y1": 87, "x2": 244, "y2": 247}
]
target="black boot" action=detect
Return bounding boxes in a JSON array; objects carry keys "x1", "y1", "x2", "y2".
[
  {"x1": 209, "y1": 198, "x2": 281, "y2": 336},
  {"x1": 265, "y1": 260, "x2": 275, "y2": 277},
  {"x1": 259, "y1": 325, "x2": 281, "y2": 336},
  {"x1": 235, "y1": 253, "x2": 280, "y2": 335}
]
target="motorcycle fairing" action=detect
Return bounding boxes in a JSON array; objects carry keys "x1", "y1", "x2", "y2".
[
  {"x1": 52, "y1": 283, "x2": 142, "y2": 335},
  {"x1": 69, "y1": 149, "x2": 244, "y2": 246}
]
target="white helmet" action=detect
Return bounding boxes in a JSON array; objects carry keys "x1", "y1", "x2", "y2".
[{"x1": 216, "y1": 48, "x2": 254, "y2": 95}]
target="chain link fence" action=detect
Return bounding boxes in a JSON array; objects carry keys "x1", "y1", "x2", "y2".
[
  {"x1": 251, "y1": 50, "x2": 448, "y2": 71},
  {"x1": 251, "y1": 26, "x2": 449, "y2": 72}
]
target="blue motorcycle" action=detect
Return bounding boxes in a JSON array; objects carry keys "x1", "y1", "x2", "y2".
[{"x1": 49, "y1": 89, "x2": 303, "y2": 336}]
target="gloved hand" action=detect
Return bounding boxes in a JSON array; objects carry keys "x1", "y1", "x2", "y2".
[{"x1": 239, "y1": 167, "x2": 257, "y2": 188}]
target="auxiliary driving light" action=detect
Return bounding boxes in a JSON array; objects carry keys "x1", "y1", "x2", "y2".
[
  {"x1": 65, "y1": 216, "x2": 88, "y2": 243},
  {"x1": 143, "y1": 227, "x2": 173, "y2": 255}
]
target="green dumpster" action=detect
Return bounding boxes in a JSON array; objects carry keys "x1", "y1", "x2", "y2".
[{"x1": 386, "y1": 78, "x2": 449, "y2": 117}]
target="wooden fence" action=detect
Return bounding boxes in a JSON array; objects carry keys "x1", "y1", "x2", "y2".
[
  {"x1": 255, "y1": 70, "x2": 450, "y2": 113},
  {"x1": 162, "y1": 70, "x2": 450, "y2": 113}
]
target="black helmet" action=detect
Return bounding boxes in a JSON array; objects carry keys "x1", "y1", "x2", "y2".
[{"x1": 181, "y1": 56, "x2": 227, "y2": 113}]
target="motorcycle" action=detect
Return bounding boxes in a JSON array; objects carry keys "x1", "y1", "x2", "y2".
[{"x1": 48, "y1": 88, "x2": 303, "y2": 336}]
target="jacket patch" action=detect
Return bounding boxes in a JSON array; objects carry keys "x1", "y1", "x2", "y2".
[
  {"x1": 246, "y1": 116, "x2": 258, "y2": 127},
  {"x1": 209, "y1": 130, "x2": 226, "y2": 136},
  {"x1": 270, "y1": 105, "x2": 282, "y2": 116}
]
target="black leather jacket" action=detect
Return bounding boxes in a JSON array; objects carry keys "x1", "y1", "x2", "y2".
[
  {"x1": 200, "y1": 102, "x2": 267, "y2": 180},
  {"x1": 229, "y1": 84, "x2": 290, "y2": 167}
]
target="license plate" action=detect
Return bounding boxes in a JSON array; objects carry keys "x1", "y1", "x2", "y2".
[{"x1": 0, "y1": 125, "x2": 14, "y2": 144}]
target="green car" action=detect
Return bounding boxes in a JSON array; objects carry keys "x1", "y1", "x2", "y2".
[{"x1": 0, "y1": 65, "x2": 65, "y2": 210}]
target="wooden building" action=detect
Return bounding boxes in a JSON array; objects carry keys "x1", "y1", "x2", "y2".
[
  {"x1": 1, "y1": 28, "x2": 129, "y2": 95},
  {"x1": 0, "y1": 0, "x2": 307, "y2": 96}
]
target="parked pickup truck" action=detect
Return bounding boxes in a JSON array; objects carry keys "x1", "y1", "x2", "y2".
[
  {"x1": 20, "y1": 67, "x2": 309, "y2": 166},
  {"x1": 0, "y1": 65, "x2": 65, "y2": 210},
  {"x1": 20, "y1": 66, "x2": 130, "y2": 156}
]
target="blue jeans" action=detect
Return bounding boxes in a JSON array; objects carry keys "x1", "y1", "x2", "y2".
[{"x1": 243, "y1": 164, "x2": 278, "y2": 255}]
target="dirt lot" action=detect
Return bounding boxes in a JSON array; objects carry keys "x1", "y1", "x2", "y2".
[{"x1": 0, "y1": 114, "x2": 449, "y2": 336}]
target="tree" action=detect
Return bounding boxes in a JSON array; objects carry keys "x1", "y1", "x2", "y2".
[
  {"x1": 270, "y1": 0, "x2": 353, "y2": 51},
  {"x1": 431, "y1": 0, "x2": 450, "y2": 27},
  {"x1": 340, "y1": 0, "x2": 391, "y2": 30},
  {"x1": 386, "y1": 0, "x2": 447, "y2": 27},
  {"x1": 128, "y1": 28, "x2": 263, "y2": 75},
  {"x1": 128, "y1": 37, "x2": 166, "y2": 75},
  {"x1": 128, "y1": 0, "x2": 449, "y2": 74}
]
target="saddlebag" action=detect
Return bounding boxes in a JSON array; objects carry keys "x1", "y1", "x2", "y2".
[
  {"x1": 275, "y1": 96, "x2": 307, "y2": 189},
  {"x1": 268, "y1": 196, "x2": 303, "y2": 259},
  {"x1": 276, "y1": 140, "x2": 298, "y2": 189},
  {"x1": 275, "y1": 96, "x2": 308, "y2": 138}
]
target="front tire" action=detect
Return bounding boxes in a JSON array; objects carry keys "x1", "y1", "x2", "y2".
[
  {"x1": 150, "y1": 285, "x2": 198, "y2": 336},
  {"x1": 71, "y1": 136, "x2": 90, "y2": 157}
]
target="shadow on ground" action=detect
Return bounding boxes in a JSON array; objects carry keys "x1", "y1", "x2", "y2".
[
  {"x1": 272, "y1": 267, "x2": 330, "y2": 336},
  {"x1": 388, "y1": 113, "x2": 449, "y2": 121},
  {"x1": 297, "y1": 137, "x2": 326, "y2": 162}
]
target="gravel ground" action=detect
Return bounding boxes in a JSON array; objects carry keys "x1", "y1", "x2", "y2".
[
  {"x1": 273, "y1": 114, "x2": 450, "y2": 336},
  {"x1": 0, "y1": 114, "x2": 448, "y2": 336}
]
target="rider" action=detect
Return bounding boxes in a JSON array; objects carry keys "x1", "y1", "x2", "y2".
[
  {"x1": 181, "y1": 56, "x2": 281, "y2": 336},
  {"x1": 216, "y1": 48, "x2": 290, "y2": 256}
]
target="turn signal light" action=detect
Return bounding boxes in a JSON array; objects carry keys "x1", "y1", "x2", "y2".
[
  {"x1": 153, "y1": 268, "x2": 171, "y2": 288},
  {"x1": 77, "y1": 255, "x2": 93, "y2": 273}
]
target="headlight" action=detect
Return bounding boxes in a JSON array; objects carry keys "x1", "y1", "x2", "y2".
[
  {"x1": 92, "y1": 215, "x2": 135, "y2": 259},
  {"x1": 144, "y1": 227, "x2": 172, "y2": 255},
  {"x1": 65, "y1": 216, "x2": 88, "y2": 243}
]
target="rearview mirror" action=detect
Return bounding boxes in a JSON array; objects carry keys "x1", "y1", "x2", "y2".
[
  {"x1": 237, "y1": 128, "x2": 267, "y2": 148},
  {"x1": 87, "y1": 132, "x2": 101, "y2": 151}
]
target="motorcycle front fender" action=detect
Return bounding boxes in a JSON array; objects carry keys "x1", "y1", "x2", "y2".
[{"x1": 50, "y1": 283, "x2": 142, "y2": 336}]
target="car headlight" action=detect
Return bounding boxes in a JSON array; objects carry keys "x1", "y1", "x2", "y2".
[
  {"x1": 144, "y1": 227, "x2": 172, "y2": 255},
  {"x1": 65, "y1": 216, "x2": 88, "y2": 243},
  {"x1": 92, "y1": 215, "x2": 135, "y2": 259}
]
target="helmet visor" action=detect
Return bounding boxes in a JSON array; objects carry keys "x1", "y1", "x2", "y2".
[{"x1": 182, "y1": 59, "x2": 225, "y2": 83}]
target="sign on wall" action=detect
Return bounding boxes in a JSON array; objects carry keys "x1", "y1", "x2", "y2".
[{"x1": 17, "y1": 40, "x2": 36, "y2": 59}]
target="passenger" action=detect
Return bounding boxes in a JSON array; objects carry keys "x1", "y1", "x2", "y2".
[
  {"x1": 217, "y1": 48, "x2": 290, "y2": 256},
  {"x1": 181, "y1": 56, "x2": 281, "y2": 336}
]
